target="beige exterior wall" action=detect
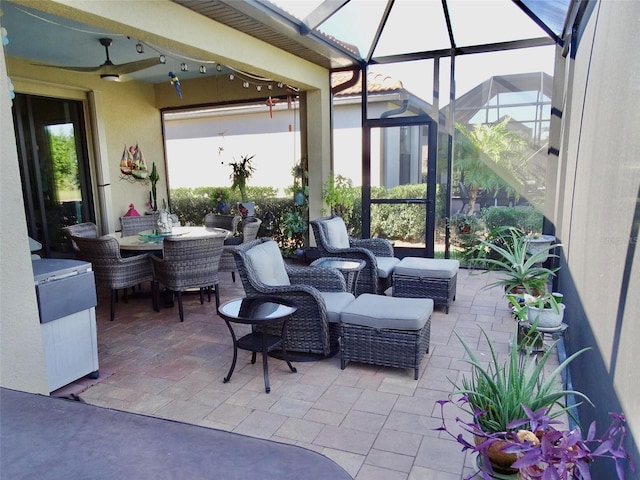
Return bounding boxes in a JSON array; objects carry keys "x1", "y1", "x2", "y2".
[
  {"x1": 0, "y1": 47, "x2": 49, "y2": 395},
  {"x1": 554, "y1": 0, "x2": 639, "y2": 454},
  {"x1": 1, "y1": 1, "x2": 331, "y2": 394}
]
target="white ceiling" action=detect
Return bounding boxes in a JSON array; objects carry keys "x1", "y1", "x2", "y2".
[{"x1": 1, "y1": 2, "x2": 228, "y2": 84}]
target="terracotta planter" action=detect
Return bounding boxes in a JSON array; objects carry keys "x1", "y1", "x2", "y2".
[{"x1": 475, "y1": 436, "x2": 518, "y2": 475}]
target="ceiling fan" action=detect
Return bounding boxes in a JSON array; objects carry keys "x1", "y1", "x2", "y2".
[{"x1": 35, "y1": 38, "x2": 164, "y2": 82}]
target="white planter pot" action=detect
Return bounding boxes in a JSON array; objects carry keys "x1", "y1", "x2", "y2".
[
  {"x1": 527, "y1": 303, "x2": 565, "y2": 328},
  {"x1": 525, "y1": 235, "x2": 556, "y2": 263}
]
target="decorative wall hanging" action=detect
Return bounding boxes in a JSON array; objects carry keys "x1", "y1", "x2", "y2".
[{"x1": 119, "y1": 144, "x2": 149, "y2": 183}]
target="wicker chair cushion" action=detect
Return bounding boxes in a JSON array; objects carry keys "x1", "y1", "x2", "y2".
[
  {"x1": 394, "y1": 257, "x2": 459, "y2": 279},
  {"x1": 376, "y1": 256, "x2": 400, "y2": 278},
  {"x1": 340, "y1": 294, "x2": 433, "y2": 330},
  {"x1": 324, "y1": 217, "x2": 350, "y2": 248},
  {"x1": 319, "y1": 291, "x2": 356, "y2": 323},
  {"x1": 244, "y1": 240, "x2": 290, "y2": 286}
]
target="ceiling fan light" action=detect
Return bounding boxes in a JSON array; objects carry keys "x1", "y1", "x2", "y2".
[{"x1": 101, "y1": 73, "x2": 120, "y2": 82}]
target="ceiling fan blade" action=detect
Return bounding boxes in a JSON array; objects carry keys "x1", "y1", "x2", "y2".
[
  {"x1": 31, "y1": 62, "x2": 103, "y2": 73},
  {"x1": 111, "y1": 57, "x2": 164, "y2": 75}
]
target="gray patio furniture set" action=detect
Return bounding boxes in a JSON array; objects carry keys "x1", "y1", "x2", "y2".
[
  {"x1": 233, "y1": 235, "x2": 440, "y2": 379},
  {"x1": 63, "y1": 217, "x2": 227, "y2": 323}
]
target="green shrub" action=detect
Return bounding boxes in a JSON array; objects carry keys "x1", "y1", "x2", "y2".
[
  {"x1": 170, "y1": 187, "x2": 303, "y2": 253},
  {"x1": 481, "y1": 206, "x2": 543, "y2": 233}
]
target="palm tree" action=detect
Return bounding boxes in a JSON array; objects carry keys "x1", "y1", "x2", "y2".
[{"x1": 454, "y1": 117, "x2": 527, "y2": 213}]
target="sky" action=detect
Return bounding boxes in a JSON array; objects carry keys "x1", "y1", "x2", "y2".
[{"x1": 273, "y1": 0, "x2": 555, "y2": 102}]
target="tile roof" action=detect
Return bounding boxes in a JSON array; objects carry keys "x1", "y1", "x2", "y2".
[{"x1": 332, "y1": 71, "x2": 404, "y2": 96}]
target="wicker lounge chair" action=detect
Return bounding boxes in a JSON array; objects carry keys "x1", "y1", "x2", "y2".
[
  {"x1": 150, "y1": 234, "x2": 225, "y2": 321},
  {"x1": 310, "y1": 216, "x2": 399, "y2": 296},
  {"x1": 71, "y1": 235, "x2": 154, "y2": 321},
  {"x1": 218, "y1": 217, "x2": 262, "y2": 282},
  {"x1": 233, "y1": 238, "x2": 355, "y2": 357}
]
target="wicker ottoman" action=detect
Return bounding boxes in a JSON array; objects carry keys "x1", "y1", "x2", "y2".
[
  {"x1": 392, "y1": 257, "x2": 459, "y2": 313},
  {"x1": 339, "y1": 294, "x2": 433, "y2": 380}
]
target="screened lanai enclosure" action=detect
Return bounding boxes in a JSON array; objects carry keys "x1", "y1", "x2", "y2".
[
  {"x1": 5, "y1": 0, "x2": 577, "y2": 257},
  {"x1": 169, "y1": 0, "x2": 574, "y2": 258}
]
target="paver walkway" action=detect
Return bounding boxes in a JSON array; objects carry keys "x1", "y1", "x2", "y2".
[{"x1": 57, "y1": 268, "x2": 560, "y2": 480}]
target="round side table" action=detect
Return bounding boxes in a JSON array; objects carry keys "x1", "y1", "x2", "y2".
[{"x1": 218, "y1": 297, "x2": 297, "y2": 393}]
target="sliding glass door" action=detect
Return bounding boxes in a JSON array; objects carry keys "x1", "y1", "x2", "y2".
[{"x1": 13, "y1": 94, "x2": 94, "y2": 258}]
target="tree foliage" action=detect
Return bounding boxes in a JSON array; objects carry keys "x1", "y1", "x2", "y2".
[
  {"x1": 454, "y1": 117, "x2": 527, "y2": 212},
  {"x1": 49, "y1": 132, "x2": 79, "y2": 191}
]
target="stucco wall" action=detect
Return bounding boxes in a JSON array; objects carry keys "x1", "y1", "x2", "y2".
[
  {"x1": 1, "y1": 0, "x2": 331, "y2": 394},
  {"x1": 0, "y1": 48, "x2": 49, "y2": 394},
  {"x1": 9, "y1": 56, "x2": 166, "y2": 232},
  {"x1": 556, "y1": 0, "x2": 640, "y2": 470}
]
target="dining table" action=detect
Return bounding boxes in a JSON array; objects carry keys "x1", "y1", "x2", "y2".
[{"x1": 110, "y1": 226, "x2": 231, "y2": 252}]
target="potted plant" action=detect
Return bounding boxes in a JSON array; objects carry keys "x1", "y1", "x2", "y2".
[
  {"x1": 322, "y1": 172, "x2": 357, "y2": 224},
  {"x1": 503, "y1": 406, "x2": 634, "y2": 479},
  {"x1": 525, "y1": 234, "x2": 557, "y2": 263},
  {"x1": 148, "y1": 162, "x2": 160, "y2": 211},
  {"x1": 281, "y1": 210, "x2": 307, "y2": 258},
  {"x1": 470, "y1": 226, "x2": 560, "y2": 297},
  {"x1": 291, "y1": 157, "x2": 308, "y2": 206},
  {"x1": 448, "y1": 213, "x2": 484, "y2": 264},
  {"x1": 437, "y1": 325, "x2": 591, "y2": 476},
  {"x1": 228, "y1": 154, "x2": 255, "y2": 203},
  {"x1": 213, "y1": 188, "x2": 231, "y2": 214},
  {"x1": 525, "y1": 293, "x2": 566, "y2": 329}
]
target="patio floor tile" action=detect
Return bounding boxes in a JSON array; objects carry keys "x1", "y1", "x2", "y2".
[{"x1": 51, "y1": 269, "x2": 564, "y2": 480}]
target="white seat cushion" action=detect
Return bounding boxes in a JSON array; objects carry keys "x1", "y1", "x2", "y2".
[
  {"x1": 393, "y1": 257, "x2": 459, "y2": 279},
  {"x1": 324, "y1": 217, "x2": 350, "y2": 249},
  {"x1": 340, "y1": 294, "x2": 433, "y2": 330},
  {"x1": 319, "y1": 292, "x2": 355, "y2": 323},
  {"x1": 375, "y1": 256, "x2": 400, "y2": 278},
  {"x1": 245, "y1": 241, "x2": 291, "y2": 286}
]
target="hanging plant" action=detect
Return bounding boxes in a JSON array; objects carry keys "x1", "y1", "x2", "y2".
[{"x1": 228, "y1": 154, "x2": 255, "y2": 202}]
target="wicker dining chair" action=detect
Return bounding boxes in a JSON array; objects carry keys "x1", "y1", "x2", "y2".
[
  {"x1": 61, "y1": 222, "x2": 99, "y2": 252},
  {"x1": 71, "y1": 235, "x2": 155, "y2": 321},
  {"x1": 310, "y1": 216, "x2": 399, "y2": 296},
  {"x1": 233, "y1": 238, "x2": 355, "y2": 357},
  {"x1": 204, "y1": 213, "x2": 241, "y2": 234},
  {"x1": 150, "y1": 234, "x2": 225, "y2": 321},
  {"x1": 120, "y1": 212, "x2": 159, "y2": 237},
  {"x1": 219, "y1": 217, "x2": 262, "y2": 282}
]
